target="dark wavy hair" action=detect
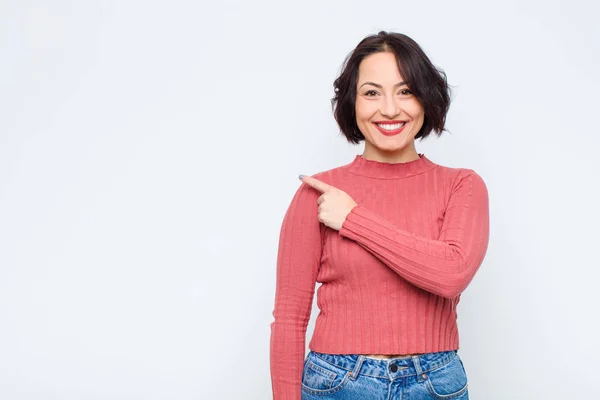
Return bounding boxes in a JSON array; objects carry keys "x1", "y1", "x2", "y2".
[{"x1": 331, "y1": 31, "x2": 453, "y2": 144}]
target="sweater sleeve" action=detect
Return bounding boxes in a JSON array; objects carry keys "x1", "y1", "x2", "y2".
[
  {"x1": 270, "y1": 181, "x2": 323, "y2": 400},
  {"x1": 338, "y1": 169, "x2": 490, "y2": 299}
]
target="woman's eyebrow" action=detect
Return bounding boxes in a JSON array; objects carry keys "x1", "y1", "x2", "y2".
[{"x1": 359, "y1": 81, "x2": 407, "y2": 89}]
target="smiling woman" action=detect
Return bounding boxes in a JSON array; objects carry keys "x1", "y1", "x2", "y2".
[
  {"x1": 331, "y1": 33, "x2": 451, "y2": 164},
  {"x1": 354, "y1": 51, "x2": 426, "y2": 160},
  {"x1": 270, "y1": 31, "x2": 489, "y2": 400}
]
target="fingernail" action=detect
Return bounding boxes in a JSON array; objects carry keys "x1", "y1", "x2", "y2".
[{"x1": 298, "y1": 174, "x2": 305, "y2": 180}]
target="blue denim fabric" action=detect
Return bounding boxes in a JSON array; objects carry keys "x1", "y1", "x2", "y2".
[{"x1": 301, "y1": 349, "x2": 468, "y2": 399}]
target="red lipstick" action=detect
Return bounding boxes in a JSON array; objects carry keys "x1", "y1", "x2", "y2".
[{"x1": 372, "y1": 121, "x2": 408, "y2": 136}]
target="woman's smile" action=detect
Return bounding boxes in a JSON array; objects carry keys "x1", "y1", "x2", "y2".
[{"x1": 373, "y1": 121, "x2": 408, "y2": 136}]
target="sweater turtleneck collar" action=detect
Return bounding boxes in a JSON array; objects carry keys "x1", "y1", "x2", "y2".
[{"x1": 346, "y1": 153, "x2": 437, "y2": 179}]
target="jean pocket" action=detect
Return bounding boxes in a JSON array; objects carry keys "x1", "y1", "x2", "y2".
[
  {"x1": 301, "y1": 352, "x2": 351, "y2": 396},
  {"x1": 424, "y1": 353, "x2": 469, "y2": 399}
]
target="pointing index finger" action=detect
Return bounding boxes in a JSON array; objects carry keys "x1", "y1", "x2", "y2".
[{"x1": 299, "y1": 175, "x2": 332, "y2": 193}]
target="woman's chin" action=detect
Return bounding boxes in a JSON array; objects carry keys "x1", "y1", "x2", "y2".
[{"x1": 376, "y1": 141, "x2": 408, "y2": 153}]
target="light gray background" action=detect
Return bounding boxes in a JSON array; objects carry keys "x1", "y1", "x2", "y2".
[{"x1": 1, "y1": 1, "x2": 598, "y2": 399}]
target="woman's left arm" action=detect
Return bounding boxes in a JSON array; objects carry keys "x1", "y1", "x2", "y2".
[{"x1": 339, "y1": 169, "x2": 490, "y2": 299}]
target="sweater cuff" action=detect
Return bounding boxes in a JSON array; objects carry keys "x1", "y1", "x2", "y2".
[{"x1": 340, "y1": 204, "x2": 389, "y2": 240}]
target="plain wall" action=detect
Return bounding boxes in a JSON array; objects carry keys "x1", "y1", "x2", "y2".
[{"x1": 1, "y1": 0, "x2": 599, "y2": 398}]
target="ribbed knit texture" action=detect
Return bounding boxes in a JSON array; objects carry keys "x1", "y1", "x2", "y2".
[{"x1": 269, "y1": 153, "x2": 490, "y2": 399}]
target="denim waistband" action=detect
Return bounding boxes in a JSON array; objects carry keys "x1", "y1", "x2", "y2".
[{"x1": 309, "y1": 349, "x2": 458, "y2": 380}]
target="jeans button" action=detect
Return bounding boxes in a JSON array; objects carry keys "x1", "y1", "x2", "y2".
[{"x1": 390, "y1": 364, "x2": 398, "y2": 372}]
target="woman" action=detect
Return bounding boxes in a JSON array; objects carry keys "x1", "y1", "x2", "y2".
[{"x1": 270, "y1": 31, "x2": 489, "y2": 400}]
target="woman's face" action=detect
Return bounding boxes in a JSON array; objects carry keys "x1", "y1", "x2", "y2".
[{"x1": 355, "y1": 51, "x2": 425, "y2": 161}]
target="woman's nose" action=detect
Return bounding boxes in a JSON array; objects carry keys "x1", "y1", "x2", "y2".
[{"x1": 380, "y1": 96, "x2": 400, "y2": 118}]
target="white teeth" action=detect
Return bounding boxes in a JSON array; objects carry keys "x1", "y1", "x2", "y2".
[{"x1": 376, "y1": 122, "x2": 406, "y2": 130}]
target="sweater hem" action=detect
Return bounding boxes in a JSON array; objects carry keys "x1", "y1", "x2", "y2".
[{"x1": 307, "y1": 342, "x2": 460, "y2": 356}]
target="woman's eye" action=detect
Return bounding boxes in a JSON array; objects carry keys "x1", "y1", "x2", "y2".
[{"x1": 364, "y1": 89, "x2": 412, "y2": 96}]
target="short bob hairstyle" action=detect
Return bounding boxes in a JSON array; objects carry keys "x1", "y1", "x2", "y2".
[{"x1": 331, "y1": 31, "x2": 452, "y2": 144}]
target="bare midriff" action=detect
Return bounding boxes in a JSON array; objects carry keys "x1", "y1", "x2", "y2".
[{"x1": 363, "y1": 353, "x2": 423, "y2": 359}]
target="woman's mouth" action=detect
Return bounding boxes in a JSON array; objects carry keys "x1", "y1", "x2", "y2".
[{"x1": 373, "y1": 121, "x2": 407, "y2": 136}]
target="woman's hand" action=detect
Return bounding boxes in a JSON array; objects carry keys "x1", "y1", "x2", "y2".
[{"x1": 299, "y1": 175, "x2": 358, "y2": 231}]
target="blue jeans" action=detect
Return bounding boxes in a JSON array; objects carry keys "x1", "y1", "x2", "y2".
[{"x1": 301, "y1": 349, "x2": 469, "y2": 399}]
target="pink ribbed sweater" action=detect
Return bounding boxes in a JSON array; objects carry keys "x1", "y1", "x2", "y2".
[{"x1": 269, "y1": 153, "x2": 490, "y2": 399}]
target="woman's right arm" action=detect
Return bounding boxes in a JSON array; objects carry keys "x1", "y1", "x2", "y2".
[{"x1": 270, "y1": 181, "x2": 323, "y2": 400}]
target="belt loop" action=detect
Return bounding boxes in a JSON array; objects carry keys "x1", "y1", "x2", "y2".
[
  {"x1": 412, "y1": 355, "x2": 426, "y2": 383},
  {"x1": 349, "y1": 355, "x2": 365, "y2": 381}
]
